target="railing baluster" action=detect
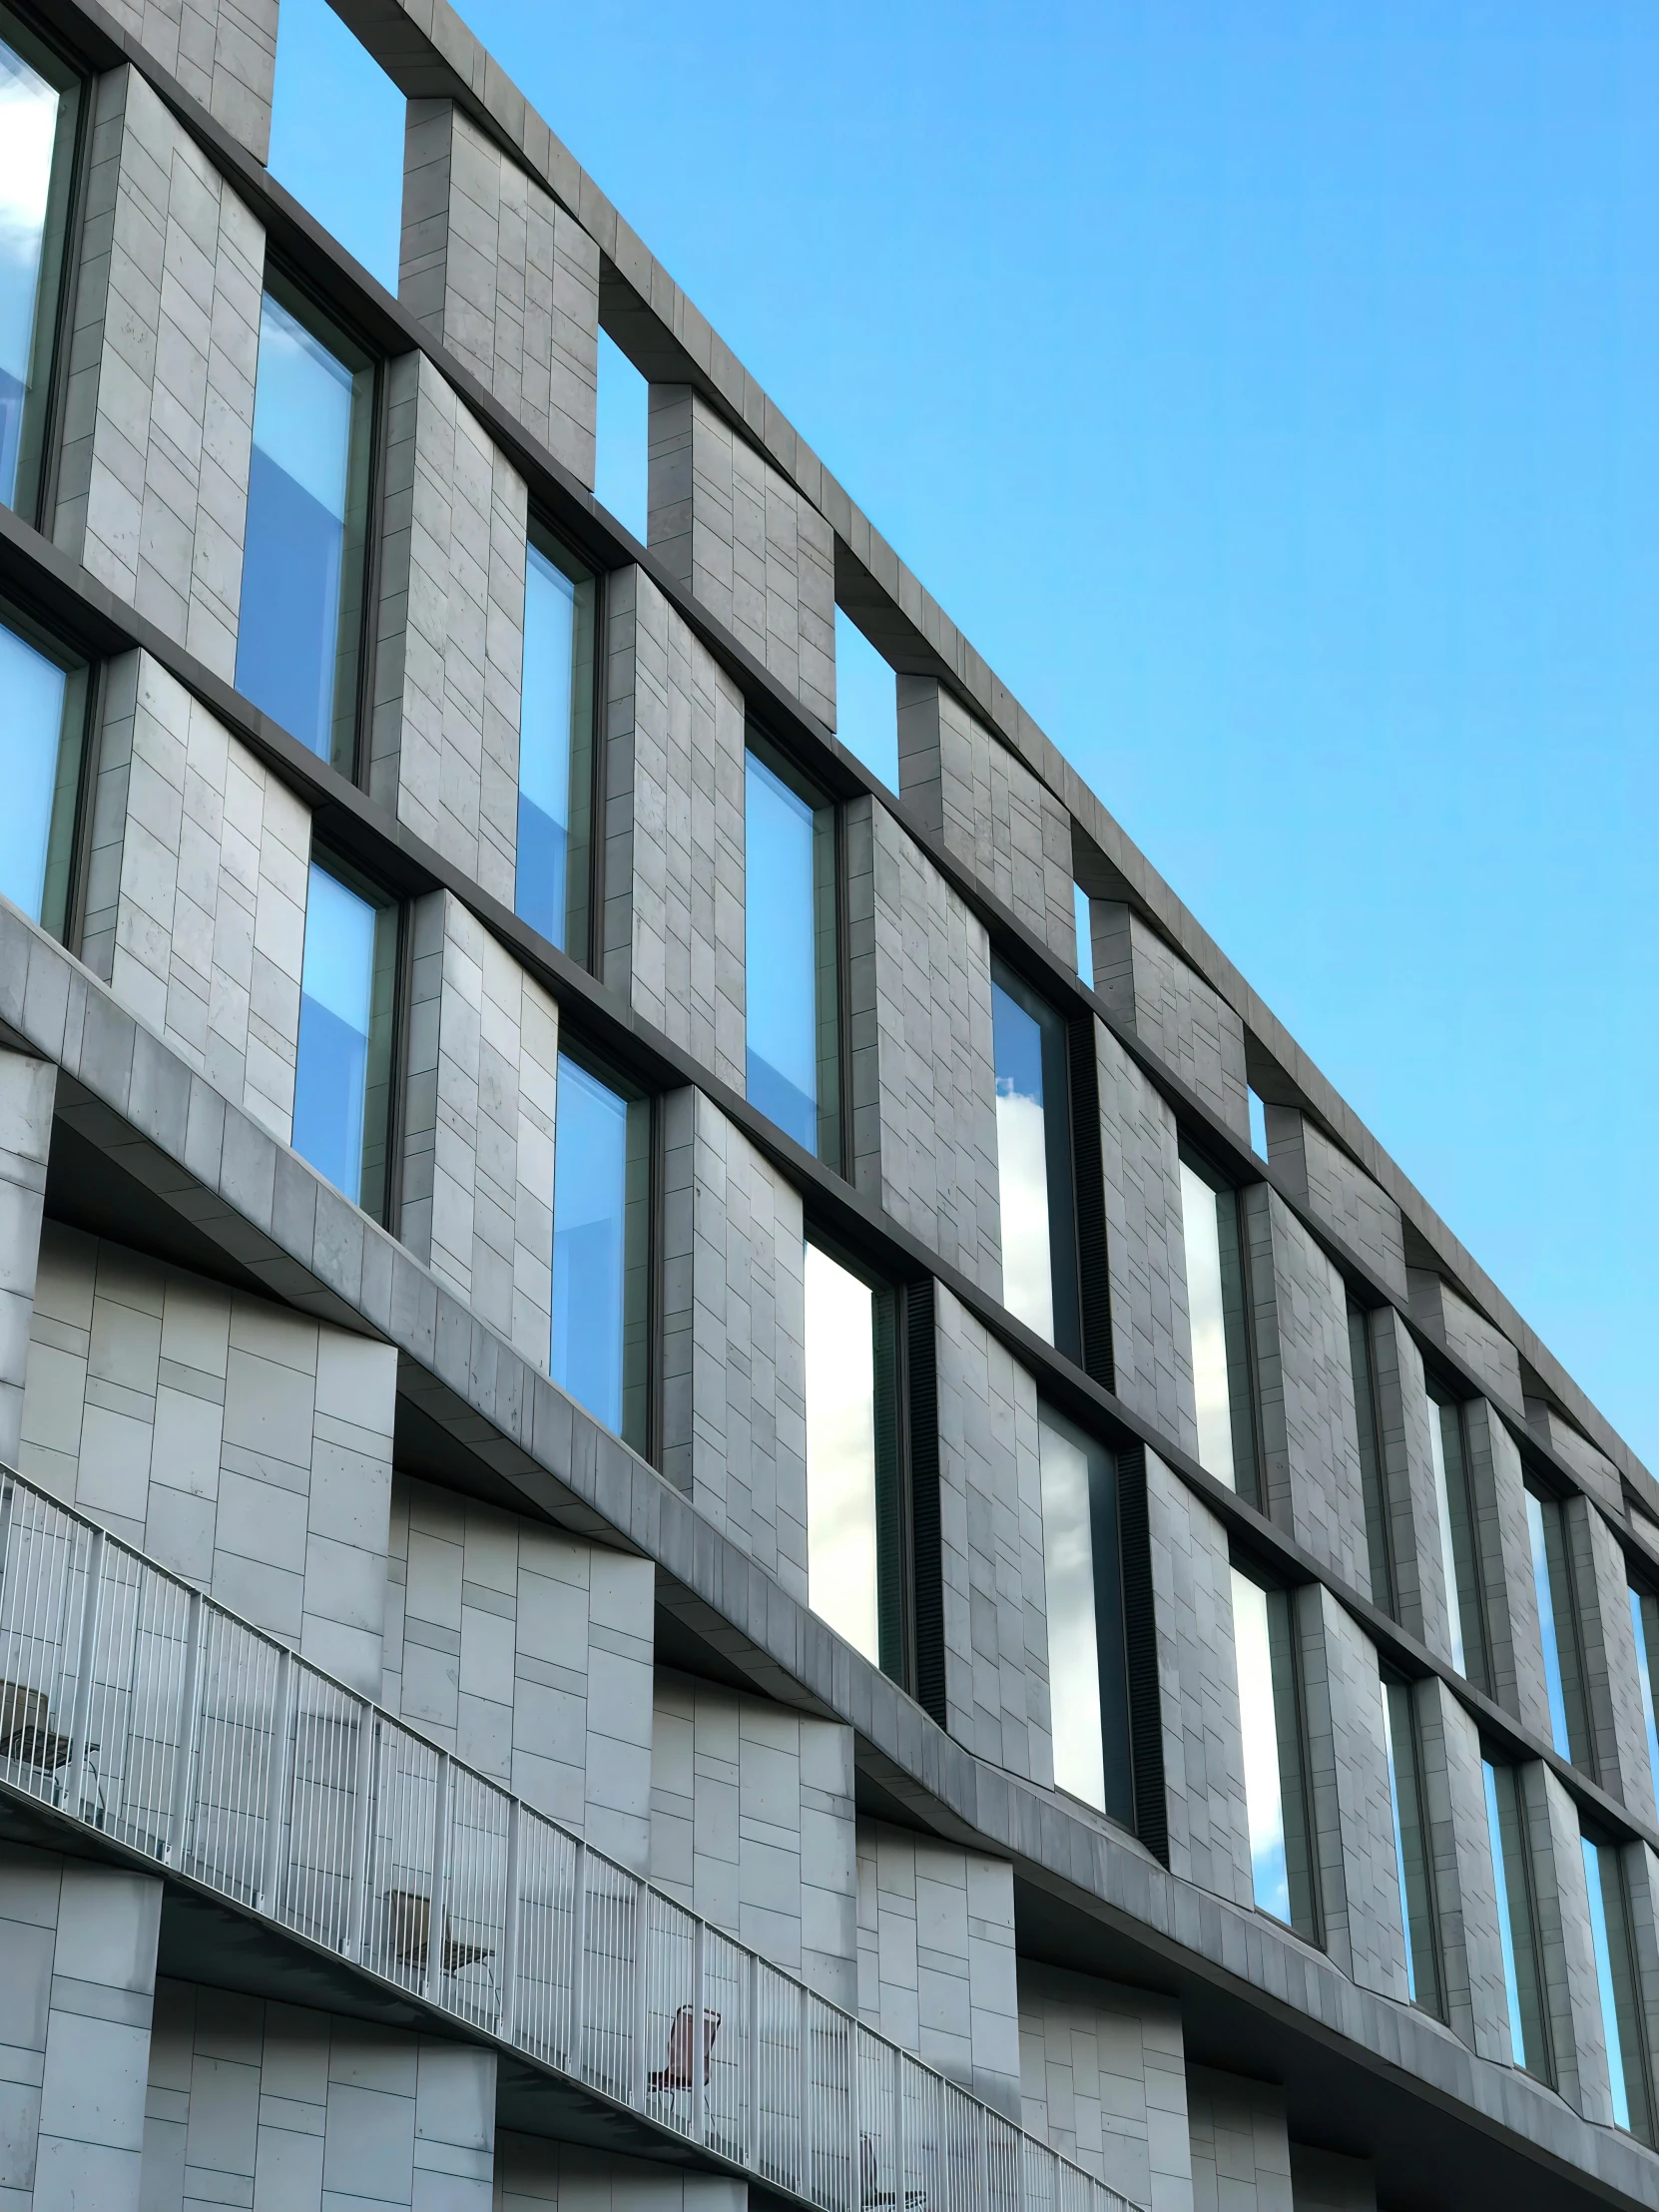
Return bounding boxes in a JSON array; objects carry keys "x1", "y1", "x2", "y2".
[
  {"x1": 500, "y1": 1796, "x2": 521, "y2": 2042},
  {"x1": 62, "y1": 1524, "x2": 104, "y2": 1823},
  {"x1": 166, "y1": 1586, "x2": 206, "y2": 1866},
  {"x1": 692, "y1": 1913, "x2": 707, "y2": 2147},
  {"x1": 799, "y1": 1978, "x2": 812, "y2": 2202},
  {"x1": 425, "y1": 1748, "x2": 450, "y2": 2005},
  {"x1": 567, "y1": 1839, "x2": 588, "y2": 2078},
  {"x1": 745, "y1": 1947, "x2": 761, "y2": 2171},
  {"x1": 344, "y1": 1709, "x2": 377, "y2": 1961},
  {"x1": 257, "y1": 1645, "x2": 294, "y2": 1916}
]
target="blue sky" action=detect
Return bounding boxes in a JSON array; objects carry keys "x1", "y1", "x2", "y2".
[{"x1": 270, "y1": 0, "x2": 1659, "y2": 1468}]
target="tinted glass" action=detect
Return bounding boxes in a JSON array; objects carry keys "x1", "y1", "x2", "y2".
[
  {"x1": 1630, "y1": 1586, "x2": 1659, "y2": 1824},
  {"x1": 1232, "y1": 1568, "x2": 1315, "y2": 1932},
  {"x1": 0, "y1": 16, "x2": 77, "y2": 516},
  {"x1": 516, "y1": 536, "x2": 596, "y2": 955},
  {"x1": 551, "y1": 1055, "x2": 649, "y2": 1447},
  {"x1": 293, "y1": 859, "x2": 397, "y2": 1214},
  {"x1": 237, "y1": 289, "x2": 371, "y2": 769},
  {"x1": 1382, "y1": 1678, "x2": 1441, "y2": 2015},
  {"x1": 0, "y1": 615, "x2": 84, "y2": 935},
  {"x1": 805, "y1": 1243, "x2": 880, "y2": 1664},
  {"x1": 1429, "y1": 1397, "x2": 1488, "y2": 1689},
  {"x1": 746, "y1": 751, "x2": 838, "y2": 1162},
  {"x1": 1038, "y1": 1408, "x2": 1130, "y2": 1821},
  {"x1": 1483, "y1": 1758, "x2": 1551, "y2": 2079}
]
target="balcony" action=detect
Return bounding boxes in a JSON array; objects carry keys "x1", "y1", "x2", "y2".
[{"x1": 0, "y1": 1465, "x2": 1139, "y2": 2212}]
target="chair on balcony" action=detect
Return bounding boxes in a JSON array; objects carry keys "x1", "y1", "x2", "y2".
[
  {"x1": 648, "y1": 2001, "x2": 722, "y2": 2099},
  {"x1": 0, "y1": 1680, "x2": 101, "y2": 1817},
  {"x1": 385, "y1": 1887, "x2": 497, "y2": 2001},
  {"x1": 860, "y1": 2131, "x2": 927, "y2": 2211}
]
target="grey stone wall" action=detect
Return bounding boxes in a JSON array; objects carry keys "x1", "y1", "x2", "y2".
[
  {"x1": 1017, "y1": 1962, "x2": 1192, "y2": 2212},
  {"x1": 84, "y1": 649, "x2": 310, "y2": 1146},
  {"x1": 1295, "y1": 1586, "x2": 1408, "y2": 1998},
  {"x1": 495, "y1": 2137, "x2": 748, "y2": 2212},
  {"x1": 933, "y1": 1283, "x2": 1053, "y2": 1785},
  {"x1": 371, "y1": 351, "x2": 528, "y2": 907},
  {"x1": 1522, "y1": 1762, "x2": 1614, "y2": 2122},
  {"x1": 856, "y1": 1819, "x2": 1022, "y2": 2120},
  {"x1": 1461, "y1": 1399, "x2": 1552, "y2": 1736},
  {"x1": 1625, "y1": 1843, "x2": 1659, "y2": 2111},
  {"x1": 1527, "y1": 1399, "x2": 1625, "y2": 1520},
  {"x1": 1288, "y1": 2145, "x2": 1377, "y2": 2211},
  {"x1": 1242, "y1": 1184, "x2": 1370, "y2": 1593},
  {"x1": 1569, "y1": 1496, "x2": 1654, "y2": 1809},
  {"x1": 101, "y1": 0, "x2": 278, "y2": 161},
  {"x1": 399, "y1": 890, "x2": 558, "y2": 1367},
  {"x1": 141, "y1": 1978, "x2": 495, "y2": 2211},
  {"x1": 1090, "y1": 905, "x2": 1249, "y2": 1143},
  {"x1": 1263, "y1": 1106, "x2": 1406, "y2": 1302},
  {"x1": 648, "y1": 385, "x2": 834, "y2": 726},
  {"x1": 1094, "y1": 1019, "x2": 1198, "y2": 1457},
  {"x1": 56, "y1": 67, "x2": 263, "y2": 683},
  {"x1": 1408, "y1": 1270, "x2": 1525, "y2": 1418},
  {"x1": 0, "y1": 1051, "x2": 55, "y2": 1467},
  {"x1": 0, "y1": 1841, "x2": 162, "y2": 2212},
  {"x1": 896, "y1": 677, "x2": 1075, "y2": 960},
  {"x1": 1146, "y1": 1451, "x2": 1254, "y2": 1906},
  {"x1": 381, "y1": 1471, "x2": 655, "y2": 1873},
  {"x1": 602, "y1": 565, "x2": 747, "y2": 1091},
  {"x1": 1412, "y1": 1674, "x2": 1512, "y2": 2062},
  {"x1": 1186, "y1": 2068, "x2": 1292, "y2": 2212},
  {"x1": 1363, "y1": 1305, "x2": 1454, "y2": 1659},
  {"x1": 845, "y1": 797, "x2": 1002, "y2": 1294},
  {"x1": 19, "y1": 1223, "x2": 397, "y2": 1694},
  {"x1": 660, "y1": 1088, "x2": 808, "y2": 1599},
  {"x1": 650, "y1": 1671, "x2": 856, "y2": 2006},
  {"x1": 401, "y1": 100, "x2": 600, "y2": 484}
]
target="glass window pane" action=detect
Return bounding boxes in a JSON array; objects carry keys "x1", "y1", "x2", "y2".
[
  {"x1": 1349, "y1": 1304, "x2": 1394, "y2": 1614},
  {"x1": 1382, "y1": 1679, "x2": 1441, "y2": 2015},
  {"x1": 1581, "y1": 1835, "x2": 1634, "y2": 2132},
  {"x1": 1526, "y1": 1488, "x2": 1587, "y2": 1764},
  {"x1": 805, "y1": 1244, "x2": 880, "y2": 1665},
  {"x1": 1428, "y1": 1397, "x2": 1486, "y2": 1686},
  {"x1": 1038, "y1": 1412, "x2": 1106, "y2": 1813},
  {"x1": 1073, "y1": 883, "x2": 1094, "y2": 990},
  {"x1": 552, "y1": 1056, "x2": 649, "y2": 1447},
  {"x1": 293, "y1": 860, "x2": 396, "y2": 1213},
  {"x1": 1526, "y1": 1489, "x2": 1572, "y2": 1758},
  {"x1": 833, "y1": 608, "x2": 897, "y2": 790},
  {"x1": 747, "y1": 751, "x2": 839, "y2": 1161},
  {"x1": 1483, "y1": 1758, "x2": 1551, "y2": 2080},
  {"x1": 237, "y1": 289, "x2": 371, "y2": 771},
  {"x1": 0, "y1": 615, "x2": 83, "y2": 933},
  {"x1": 993, "y1": 977, "x2": 1054, "y2": 1343},
  {"x1": 1630, "y1": 1587, "x2": 1659, "y2": 1825},
  {"x1": 1183, "y1": 1162, "x2": 1235, "y2": 1486},
  {"x1": 0, "y1": 16, "x2": 76, "y2": 516},
  {"x1": 1232, "y1": 1567, "x2": 1290, "y2": 1924},
  {"x1": 517, "y1": 537, "x2": 596, "y2": 956}
]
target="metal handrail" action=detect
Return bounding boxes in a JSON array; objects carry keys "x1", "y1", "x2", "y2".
[{"x1": 0, "y1": 1467, "x2": 1140, "y2": 2212}]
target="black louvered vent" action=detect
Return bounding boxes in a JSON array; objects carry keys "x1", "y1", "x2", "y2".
[
  {"x1": 1115, "y1": 1443, "x2": 1169, "y2": 1865},
  {"x1": 1067, "y1": 1014, "x2": 1115, "y2": 1391},
  {"x1": 905, "y1": 1280, "x2": 947, "y2": 1730}
]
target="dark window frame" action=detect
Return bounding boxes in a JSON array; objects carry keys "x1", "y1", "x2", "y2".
[
  {"x1": 1382, "y1": 1669, "x2": 1445, "y2": 2019},
  {"x1": 1232, "y1": 1549, "x2": 1321, "y2": 1944},
  {"x1": 1348, "y1": 1297, "x2": 1397, "y2": 1616},
  {"x1": 991, "y1": 954, "x2": 1083, "y2": 1366},
  {"x1": 296, "y1": 842, "x2": 407, "y2": 1232},
  {"x1": 1181, "y1": 1139, "x2": 1265, "y2": 1508},
  {"x1": 1523, "y1": 1469, "x2": 1594, "y2": 1775},
  {"x1": 1483, "y1": 1752, "x2": 1555, "y2": 2087},
  {"x1": 519, "y1": 517, "x2": 606, "y2": 971}
]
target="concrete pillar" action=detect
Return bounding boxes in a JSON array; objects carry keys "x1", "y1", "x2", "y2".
[
  {"x1": 371, "y1": 351, "x2": 529, "y2": 907},
  {"x1": 0, "y1": 1842, "x2": 162, "y2": 2212},
  {"x1": 0, "y1": 1050, "x2": 55, "y2": 1467},
  {"x1": 1523, "y1": 1762, "x2": 1614, "y2": 2122},
  {"x1": 1261, "y1": 1107, "x2": 1407, "y2": 1303},
  {"x1": 844, "y1": 797, "x2": 1002, "y2": 1297},
  {"x1": 401, "y1": 100, "x2": 600, "y2": 484},
  {"x1": 1089, "y1": 906, "x2": 1249, "y2": 1144},
  {"x1": 659, "y1": 1089, "x2": 808, "y2": 1597},
  {"x1": 1412, "y1": 1675, "x2": 1512, "y2": 2062},
  {"x1": 55, "y1": 67, "x2": 264, "y2": 682},
  {"x1": 1017, "y1": 1961, "x2": 1192, "y2": 2212},
  {"x1": 1186, "y1": 2068, "x2": 1292, "y2": 2212},
  {"x1": 601, "y1": 566, "x2": 747, "y2": 1094},
  {"x1": 1568, "y1": 1496, "x2": 1655, "y2": 1810},
  {"x1": 100, "y1": 0, "x2": 278, "y2": 161},
  {"x1": 1462, "y1": 1400, "x2": 1551, "y2": 1737},
  {"x1": 1365, "y1": 1308, "x2": 1454, "y2": 1660},
  {"x1": 494, "y1": 2137, "x2": 747, "y2": 2212}
]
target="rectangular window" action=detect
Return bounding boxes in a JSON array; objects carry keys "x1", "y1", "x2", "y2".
[
  {"x1": 1037, "y1": 1405, "x2": 1131, "y2": 1823},
  {"x1": 1382, "y1": 1677, "x2": 1442, "y2": 2016},
  {"x1": 0, "y1": 8, "x2": 79, "y2": 521},
  {"x1": 832, "y1": 607, "x2": 898, "y2": 791},
  {"x1": 803, "y1": 1241, "x2": 903, "y2": 1678},
  {"x1": 745, "y1": 746, "x2": 840, "y2": 1165},
  {"x1": 595, "y1": 329, "x2": 648, "y2": 541},
  {"x1": 0, "y1": 609, "x2": 86, "y2": 938},
  {"x1": 516, "y1": 529, "x2": 597, "y2": 959},
  {"x1": 237, "y1": 280, "x2": 373, "y2": 772},
  {"x1": 293, "y1": 855, "x2": 399, "y2": 1219},
  {"x1": 1427, "y1": 1391, "x2": 1487, "y2": 1691},
  {"x1": 1231, "y1": 1566, "x2": 1317, "y2": 1937},
  {"x1": 991, "y1": 961, "x2": 1080, "y2": 1360},
  {"x1": 1073, "y1": 883, "x2": 1094, "y2": 990},
  {"x1": 1181, "y1": 1158, "x2": 1258, "y2": 1500},
  {"x1": 1482, "y1": 1757, "x2": 1552, "y2": 2081},
  {"x1": 1348, "y1": 1301, "x2": 1395, "y2": 1615},
  {"x1": 1630, "y1": 1583, "x2": 1659, "y2": 1825},
  {"x1": 1581, "y1": 1828, "x2": 1655, "y2": 2142},
  {"x1": 551, "y1": 1053, "x2": 650, "y2": 1451},
  {"x1": 1525, "y1": 1483, "x2": 1590, "y2": 1766},
  {"x1": 1248, "y1": 1087, "x2": 1269, "y2": 1161}
]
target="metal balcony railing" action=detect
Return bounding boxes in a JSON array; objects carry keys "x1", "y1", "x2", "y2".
[{"x1": 0, "y1": 1467, "x2": 1140, "y2": 2212}]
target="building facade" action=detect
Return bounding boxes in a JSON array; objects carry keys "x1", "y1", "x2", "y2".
[{"x1": 0, "y1": 5, "x2": 1654, "y2": 2211}]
